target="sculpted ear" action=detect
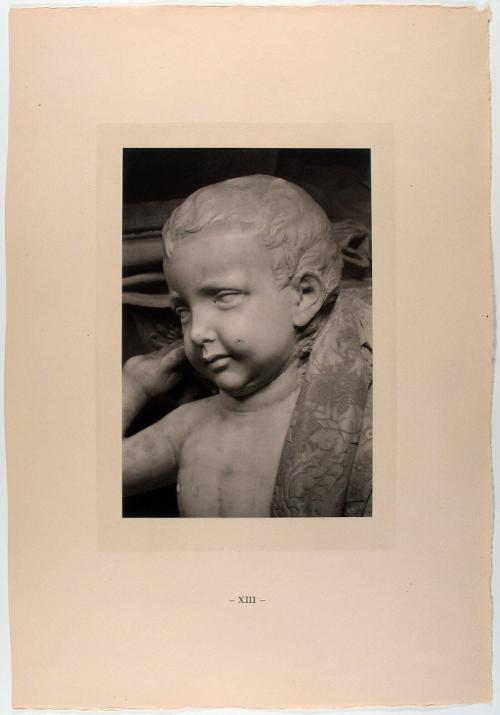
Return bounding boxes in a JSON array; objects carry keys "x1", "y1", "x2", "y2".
[{"x1": 291, "y1": 270, "x2": 326, "y2": 328}]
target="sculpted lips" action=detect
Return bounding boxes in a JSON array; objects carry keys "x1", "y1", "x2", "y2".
[{"x1": 203, "y1": 353, "x2": 231, "y2": 371}]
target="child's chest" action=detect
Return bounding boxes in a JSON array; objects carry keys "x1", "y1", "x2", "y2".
[{"x1": 177, "y1": 401, "x2": 295, "y2": 517}]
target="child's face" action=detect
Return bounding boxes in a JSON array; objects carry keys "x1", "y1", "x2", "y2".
[{"x1": 164, "y1": 225, "x2": 298, "y2": 397}]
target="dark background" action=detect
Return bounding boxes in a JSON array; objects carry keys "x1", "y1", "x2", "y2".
[{"x1": 123, "y1": 148, "x2": 371, "y2": 226}]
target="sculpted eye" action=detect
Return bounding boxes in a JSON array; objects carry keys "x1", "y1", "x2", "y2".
[
  {"x1": 175, "y1": 306, "x2": 191, "y2": 324},
  {"x1": 214, "y1": 291, "x2": 242, "y2": 308}
]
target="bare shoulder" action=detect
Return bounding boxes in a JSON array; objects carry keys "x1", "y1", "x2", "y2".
[{"x1": 165, "y1": 395, "x2": 220, "y2": 439}]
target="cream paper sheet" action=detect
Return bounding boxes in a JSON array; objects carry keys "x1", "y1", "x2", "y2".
[{"x1": 6, "y1": 5, "x2": 492, "y2": 708}]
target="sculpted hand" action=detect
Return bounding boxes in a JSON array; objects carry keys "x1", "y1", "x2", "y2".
[{"x1": 123, "y1": 343, "x2": 186, "y2": 401}]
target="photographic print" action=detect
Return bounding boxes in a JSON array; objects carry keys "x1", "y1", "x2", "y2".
[
  {"x1": 122, "y1": 148, "x2": 372, "y2": 518},
  {"x1": 6, "y1": 6, "x2": 492, "y2": 708}
]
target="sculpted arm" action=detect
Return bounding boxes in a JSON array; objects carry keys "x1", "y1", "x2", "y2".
[
  {"x1": 122, "y1": 345, "x2": 185, "y2": 497},
  {"x1": 123, "y1": 413, "x2": 179, "y2": 496}
]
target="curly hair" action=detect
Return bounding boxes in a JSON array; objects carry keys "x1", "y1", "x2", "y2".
[{"x1": 162, "y1": 174, "x2": 342, "y2": 301}]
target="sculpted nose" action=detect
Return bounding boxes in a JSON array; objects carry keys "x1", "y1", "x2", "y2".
[{"x1": 190, "y1": 309, "x2": 215, "y2": 347}]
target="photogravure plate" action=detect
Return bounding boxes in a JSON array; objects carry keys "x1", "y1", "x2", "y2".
[
  {"x1": 98, "y1": 123, "x2": 394, "y2": 549},
  {"x1": 6, "y1": 6, "x2": 492, "y2": 709}
]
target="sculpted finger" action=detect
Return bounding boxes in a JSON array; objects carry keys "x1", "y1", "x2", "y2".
[
  {"x1": 161, "y1": 343, "x2": 186, "y2": 370},
  {"x1": 151, "y1": 344, "x2": 174, "y2": 357}
]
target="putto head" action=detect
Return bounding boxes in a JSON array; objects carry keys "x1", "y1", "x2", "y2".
[{"x1": 162, "y1": 174, "x2": 342, "y2": 305}]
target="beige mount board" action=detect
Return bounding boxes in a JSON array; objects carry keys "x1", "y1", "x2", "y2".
[{"x1": 6, "y1": 5, "x2": 492, "y2": 709}]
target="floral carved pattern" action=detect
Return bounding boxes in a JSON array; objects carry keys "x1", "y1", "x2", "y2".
[{"x1": 272, "y1": 283, "x2": 373, "y2": 517}]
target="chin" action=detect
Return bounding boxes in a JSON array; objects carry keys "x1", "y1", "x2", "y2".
[
  {"x1": 212, "y1": 369, "x2": 247, "y2": 392},
  {"x1": 216, "y1": 373, "x2": 269, "y2": 398},
  {"x1": 215, "y1": 378, "x2": 249, "y2": 396}
]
